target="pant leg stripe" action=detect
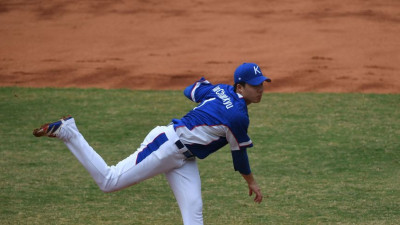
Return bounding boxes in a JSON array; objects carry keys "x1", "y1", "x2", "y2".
[{"x1": 136, "y1": 132, "x2": 168, "y2": 165}]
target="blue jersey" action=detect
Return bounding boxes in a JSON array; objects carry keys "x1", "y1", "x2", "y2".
[{"x1": 172, "y1": 78, "x2": 253, "y2": 174}]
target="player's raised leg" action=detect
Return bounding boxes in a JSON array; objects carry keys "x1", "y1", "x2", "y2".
[
  {"x1": 33, "y1": 117, "x2": 186, "y2": 193},
  {"x1": 165, "y1": 159, "x2": 203, "y2": 225}
]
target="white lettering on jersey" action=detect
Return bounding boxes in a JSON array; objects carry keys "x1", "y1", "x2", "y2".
[{"x1": 212, "y1": 86, "x2": 233, "y2": 109}]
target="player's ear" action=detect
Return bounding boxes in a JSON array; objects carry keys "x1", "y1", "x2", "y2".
[{"x1": 235, "y1": 82, "x2": 246, "y2": 94}]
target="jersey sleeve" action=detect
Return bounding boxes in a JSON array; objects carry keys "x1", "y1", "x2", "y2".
[
  {"x1": 231, "y1": 149, "x2": 251, "y2": 175},
  {"x1": 183, "y1": 77, "x2": 213, "y2": 103},
  {"x1": 226, "y1": 99, "x2": 253, "y2": 174},
  {"x1": 226, "y1": 113, "x2": 253, "y2": 151}
]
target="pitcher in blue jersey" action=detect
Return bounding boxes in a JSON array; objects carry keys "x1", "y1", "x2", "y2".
[{"x1": 33, "y1": 62, "x2": 272, "y2": 225}]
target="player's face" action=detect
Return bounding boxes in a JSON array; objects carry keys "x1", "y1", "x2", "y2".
[{"x1": 239, "y1": 83, "x2": 264, "y2": 105}]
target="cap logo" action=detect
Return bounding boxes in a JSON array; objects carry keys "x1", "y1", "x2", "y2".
[{"x1": 253, "y1": 66, "x2": 261, "y2": 75}]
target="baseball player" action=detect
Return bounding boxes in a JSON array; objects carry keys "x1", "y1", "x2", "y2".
[{"x1": 33, "y1": 62, "x2": 271, "y2": 225}]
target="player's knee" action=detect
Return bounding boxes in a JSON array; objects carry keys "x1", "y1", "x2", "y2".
[
  {"x1": 99, "y1": 185, "x2": 114, "y2": 193},
  {"x1": 95, "y1": 181, "x2": 112, "y2": 193},
  {"x1": 96, "y1": 168, "x2": 119, "y2": 193}
]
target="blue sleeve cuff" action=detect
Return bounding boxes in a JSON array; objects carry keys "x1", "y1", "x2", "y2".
[
  {"x1": 231, "y1": 149, "x2": 251, "y2": 175},
  {"x1": 183, "y1": 85, "x2": 193, "y2": 100},
  {"x1": 183, "y1": 77, "x2": 209, "y2": 102}
]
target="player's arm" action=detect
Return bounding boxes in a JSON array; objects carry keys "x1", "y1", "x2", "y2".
[
  {"x1": 183, "y1": 77, "x2": 212, "y2": 103},
  {"x1": 228, "y1": 113, "x2": 262, "y2": 202}
]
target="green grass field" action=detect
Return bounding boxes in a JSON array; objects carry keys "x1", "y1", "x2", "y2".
[{"x1": 1, "y1": 87, "x2": 399, "y2": 224}]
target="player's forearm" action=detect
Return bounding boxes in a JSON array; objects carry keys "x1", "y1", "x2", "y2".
[{"x1": 241, "y1": 172, "x2": 256, "y2": 185}]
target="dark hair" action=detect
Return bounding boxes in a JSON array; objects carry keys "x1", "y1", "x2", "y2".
[{"x1": 234, "y1": 82, "x2": 246, "y2": 93}]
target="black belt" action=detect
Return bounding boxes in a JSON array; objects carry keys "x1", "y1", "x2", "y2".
[{"x1": 175, "y1": 140, "x2": 195, "y2": 159}]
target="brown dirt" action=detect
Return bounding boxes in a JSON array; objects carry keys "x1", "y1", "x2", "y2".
[{"x1": 0, "y1": 0, "x2": 399, "y2": 93}]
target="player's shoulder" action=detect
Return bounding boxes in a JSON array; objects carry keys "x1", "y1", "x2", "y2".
[
  {"x1": 208, "y1": 83, "x2": 236, "y2": 97},
  {"x1": 195, "y1": 80, "x2": 235, "y2": 100}
]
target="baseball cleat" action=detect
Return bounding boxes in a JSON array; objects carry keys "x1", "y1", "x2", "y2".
[{"x1": 33, "y1": 116, "x2": 73, "y2": 137}]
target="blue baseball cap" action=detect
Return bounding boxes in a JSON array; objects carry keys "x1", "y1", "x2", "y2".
[{"x1": 234, "y1": 63, "x2": 271, "y2": 85}]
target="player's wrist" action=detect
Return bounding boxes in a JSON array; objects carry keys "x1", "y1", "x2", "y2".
[{"x1": 241, "y1": 173, "x2": 256, "y2": 184}]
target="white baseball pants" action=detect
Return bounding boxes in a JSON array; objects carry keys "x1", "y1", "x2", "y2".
[{"x1": 59, "y1": 118, "x2": 203, "y2": 225}]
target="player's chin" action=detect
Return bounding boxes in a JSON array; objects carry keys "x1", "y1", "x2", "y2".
[
  {"x1": 253, "y1": 96, "x2": 262, "y2": 103},
  {"x1": 252, "y1": 97, "x2": 261, "y2": 103}
]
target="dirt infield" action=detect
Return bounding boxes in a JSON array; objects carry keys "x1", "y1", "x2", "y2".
[{"x1": 0, "y1": 0, "x2": 399, "y2": 93}]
